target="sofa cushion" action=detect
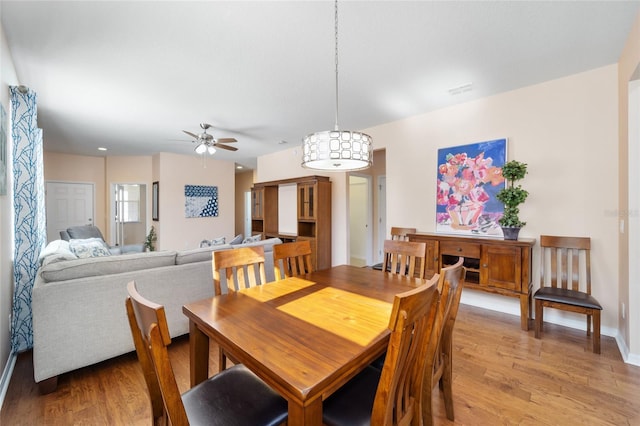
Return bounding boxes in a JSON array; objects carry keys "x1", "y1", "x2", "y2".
[
  {"x1": 69, "y1": 238, "x2": 112, "y2": 259},
  {"x1": 40, "y1": 250, "x2": 177, "y2": 283},
  {"x1": 176, "y1": 244, "x2": 232, "y2": 265}
]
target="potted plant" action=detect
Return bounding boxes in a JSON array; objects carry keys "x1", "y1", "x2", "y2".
[
  {"x1": 144, "y1": 226, "x2": 157, "y2": 251},
  {"x1": 496, "y1": 160, "x2": 528, "y2": 240}
]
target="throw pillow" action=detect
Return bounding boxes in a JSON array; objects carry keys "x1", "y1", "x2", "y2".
[
  {"x1": 38, "y1": 240, "x2": 78, "y2": 265},
  {"x1": 242, "y1": 234, "x2": 262, "y2": 244},
  {"x1": 69, "y1": 238, "x2": 112, "y2": 259},
  {"x1": 211, "y1": 236, "x2": 226, "y2": 245},
  {"x1": 229, "y1": 234, "x2": 244, "y2": 245}
]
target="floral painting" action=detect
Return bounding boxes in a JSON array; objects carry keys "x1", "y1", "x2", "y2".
[
  {"x1": 436, "y1": 139, "x2": 506, "y2": 236},
  {"x1": 185, "y1": 185, "x2": 219, "y2": 218}
]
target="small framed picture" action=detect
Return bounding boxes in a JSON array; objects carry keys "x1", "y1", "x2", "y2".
[{"x1": 152, "y1": 181, "x2": 159, "y2": 221}]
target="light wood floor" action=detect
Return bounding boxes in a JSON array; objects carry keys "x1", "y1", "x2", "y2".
[{"x1": 2, "y1": 304, "x2": 639, "y2": 425}]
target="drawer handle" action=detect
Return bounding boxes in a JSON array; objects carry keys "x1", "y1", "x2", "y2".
[
  {"x1": 483, "y1": 264, "x2": 488, "y2": 268},
  {"x1": 457, "y1": 248, "x2": 462, "y2": 252}
]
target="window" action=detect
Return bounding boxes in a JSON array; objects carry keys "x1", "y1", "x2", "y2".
[{"x1": 118, "y1": 184, "x2": 140, "y2": 223}]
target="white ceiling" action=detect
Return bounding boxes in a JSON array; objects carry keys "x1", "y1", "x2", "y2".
[{"x1": 2, "y1": 1, "x2": 639, "y2": 170}]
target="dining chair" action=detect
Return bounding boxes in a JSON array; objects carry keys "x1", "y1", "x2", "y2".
[
  {"x1": 125, "y1": 281, "x2": 288, "y2": 426},
  {"x1": 382, "y1": 239, "x2": 428, "y2": 279},
  {"x1": 534, "y1": 235, "x2": 603, "y2": 353},
  {"x1": 372, "y1": 227, "x2": 417, "y2": 271},
  {"x1": 212, "y1": 246, "x2": 267, "y2": 295},
  {"x1": 212, "y1": 246, "x2": 268, "y2": 370},
  {"x1": 273, "y1": 240, "x2": 313, "y2": 280},
  {"x1": 390, "y1": 226, "x2": 417, "y2": 241},
  {"x1": 322, "y1": 274, "x2": 441, "y2": 426},
  {"x1": 422, "y1": 257, "x2": 465, "y2": 425}
]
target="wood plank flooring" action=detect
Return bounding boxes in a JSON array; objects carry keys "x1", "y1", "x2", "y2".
[{"x1": 2, "y1": 304, "x2": 639, "y2": 425}]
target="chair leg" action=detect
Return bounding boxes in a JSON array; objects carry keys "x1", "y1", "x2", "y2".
[
  {"x1": 586, "y1": 314, "x2": 592, "y2": 336},
  {"x1": 593, "y1": 310, "x2": 601, "y2": 354},
  {"x1": 441, "y1": 345, "x2": 455, "y2": 421},
  {"x1": 534, "y1": 300, "x2": 543, "y2": 339},
  {"x1": 421, "y1": 379, "x2": 434, "y2": 426}
]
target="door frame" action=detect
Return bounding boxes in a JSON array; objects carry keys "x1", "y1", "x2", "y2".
[{"x1": 349, "y1": 173, "x2": 373, "y2": 266}]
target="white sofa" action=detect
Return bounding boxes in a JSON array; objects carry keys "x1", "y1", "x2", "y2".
[{"x1": 32, "y1": 237, "x2": 282, "y2": 392}]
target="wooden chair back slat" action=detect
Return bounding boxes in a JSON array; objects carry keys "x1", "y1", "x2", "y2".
[
  {"x1": 273, "y1": 240, "x2": 313, "y2": 280},
  {"x1": 383, "y1": 239, "x2": 427, "y2": 279},
  {"x1": 540, "y1": 235, "x2": 591, "y2": 294},
  {"x1": 390, "y1": 227, "x2": 417, "y2": 241},
  {"x1": 212, "y1": 246, "x2": 267, "y2": 295}
]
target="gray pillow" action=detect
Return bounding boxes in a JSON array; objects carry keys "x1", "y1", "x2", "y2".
[
  {"x1": 229, "y1": 234, "x2": 244, "y2": 245},
  {"x1": 242, "y1": 234, "x2": 262, "y2": 244}
]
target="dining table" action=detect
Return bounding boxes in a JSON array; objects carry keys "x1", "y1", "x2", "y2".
[{"x1": 182, "y1": 264, "x2": 436, "y2": 426}]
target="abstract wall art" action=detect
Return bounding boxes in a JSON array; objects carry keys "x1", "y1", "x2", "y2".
[
  {"x1": 185, "y1": 184, "x2": 219, "y2": 218},
  {"x1": 436, "y1": 138, "x2": 507, "y2": 236}
]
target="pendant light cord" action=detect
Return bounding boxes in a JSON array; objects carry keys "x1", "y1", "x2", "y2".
[{"x1": 334, "y1": 0, "x2": 340, "y2": 131}]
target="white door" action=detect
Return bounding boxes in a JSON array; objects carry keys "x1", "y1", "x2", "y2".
[{"x1": 45, "y1": 182, "x2": 94, "y2": 242}]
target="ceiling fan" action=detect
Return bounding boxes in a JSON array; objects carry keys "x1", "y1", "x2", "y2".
[{"x1": 183, "y1": 123, "x2": 238, "y2": 155}]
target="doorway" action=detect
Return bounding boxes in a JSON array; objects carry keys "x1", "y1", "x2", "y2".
[
  {"x1": 349, "y1": 175, "x2": 372, "y2": 267},
  {"x1": 45, "y1": 181, "x2": 95, "y2": 243},
  {"x1": 111, "y1": 183, "x2": 147, "y2": 247}
]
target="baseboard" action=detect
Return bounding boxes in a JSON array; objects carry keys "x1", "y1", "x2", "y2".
[{"x1": 0, "y1": 351, "x2": 17, "y2": 411}]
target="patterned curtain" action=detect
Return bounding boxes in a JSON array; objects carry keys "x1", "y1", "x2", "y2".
[{"x1": 10, "y1": 86, "x2": 45, "y2": 352}]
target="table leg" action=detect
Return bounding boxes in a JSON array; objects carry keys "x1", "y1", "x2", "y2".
[
  {"x1": 189, "y1": 320, "x2": 209, "y2": 387},
  {"x1": 287, "y1": 398, "x2": 323, "y2": 426}
]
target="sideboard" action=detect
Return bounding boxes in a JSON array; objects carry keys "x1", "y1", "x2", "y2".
[{"x1": 408, "y1": 232, "x2": 535, "y2": 330}]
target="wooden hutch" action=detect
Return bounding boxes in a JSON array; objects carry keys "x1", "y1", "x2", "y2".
[{"x1": 251, "y1": 175, "x2": 331, "y2": 271}]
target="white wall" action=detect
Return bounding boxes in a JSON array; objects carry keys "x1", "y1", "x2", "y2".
[
  {"x1": 257, "y1": 65, "x2": 621, "y2": 336},
  {"x1": 156, "y1": 152, "x2": 235, "y2": 250},
  {"x1": 0, "y1": 21, "x2": 19, "y2": 389}
]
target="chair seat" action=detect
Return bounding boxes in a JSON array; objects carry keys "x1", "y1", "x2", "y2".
[
  {"x1": 182, "y1": 364, "x2": 288, "y2": 426},
  {"x1": 534, "y1": 287, "x2": 602, "y2": 310},
  {"x1": 322, "y1": 366, "x2": 381, "y2": 426}
]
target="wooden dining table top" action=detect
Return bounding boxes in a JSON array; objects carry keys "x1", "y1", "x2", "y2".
[{"x1": 182, "y1": 264, "x2": 435, "y2": 425}]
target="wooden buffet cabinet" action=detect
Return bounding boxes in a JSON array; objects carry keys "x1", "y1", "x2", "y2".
[
  {"x1": 251, "y1": 176, "x2": 331, "y2": 271},
  {"x1": 409, "y1": 232, "x2": 535, "y2": 330}
]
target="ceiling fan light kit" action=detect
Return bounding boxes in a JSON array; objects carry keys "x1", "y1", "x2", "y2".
[
  {"x1": 184, "y1": 123, "x2": 238, "y2": 156},
  {"x1": 302, "y1": 0, "x2": 372, "y2": 172}
]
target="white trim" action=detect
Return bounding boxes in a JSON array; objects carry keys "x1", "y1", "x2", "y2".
[{"x1": 0, "y1": 351, "x2": 17, "y2": 411}]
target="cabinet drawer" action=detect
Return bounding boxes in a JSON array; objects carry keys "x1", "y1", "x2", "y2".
[{"x1": 440, "y1": 241, "x2": 480, "y2": 258}]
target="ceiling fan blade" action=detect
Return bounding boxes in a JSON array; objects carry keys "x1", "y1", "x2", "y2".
[
  {"x1": 215, "y1": 144, "x2": 238, "y2": 151},
  {"x1": 183, "y1": 130, "x2": 199, "y2": 139},
  {"x1": 216, "y1": 138, "x2": 237, "y2": 143}
]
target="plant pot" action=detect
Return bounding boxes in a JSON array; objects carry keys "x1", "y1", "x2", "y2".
[{"x1": 501, "y1": 227, "x2": 521, "y2": 240}]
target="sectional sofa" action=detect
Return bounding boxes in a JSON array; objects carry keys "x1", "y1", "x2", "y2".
[{"x1": 32, "y1": 237, "x2": 282, "y2": 393}]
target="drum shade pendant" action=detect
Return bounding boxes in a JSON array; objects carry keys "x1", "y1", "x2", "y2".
[{"x1": 302, "y1": 0, "x2": 372, "y2": 171}]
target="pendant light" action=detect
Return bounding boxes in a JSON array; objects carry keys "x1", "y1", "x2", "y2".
[{"x1": 302, "y1": 0, "x2": 372, "y2": 171}]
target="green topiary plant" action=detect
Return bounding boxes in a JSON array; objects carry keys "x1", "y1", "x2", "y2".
[
  {"x1": 144, "y1": 226, "x2": 157, "y2": 252},
  {"x1": 496, "y1": 160, "x2": 529, "y2": 229}
]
